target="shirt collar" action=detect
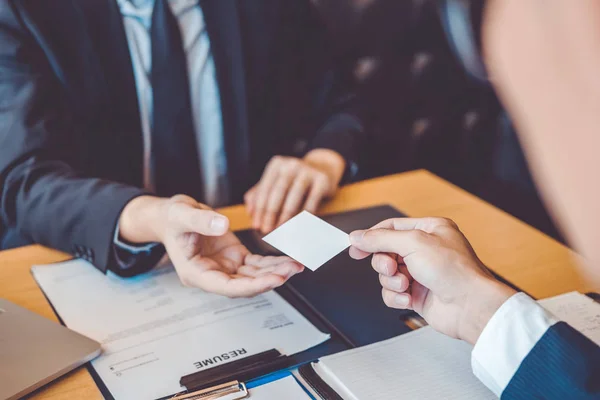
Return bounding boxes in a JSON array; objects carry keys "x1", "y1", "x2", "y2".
[{"x1": 116, "y1": 0, "x2": 198, "y2": 19}]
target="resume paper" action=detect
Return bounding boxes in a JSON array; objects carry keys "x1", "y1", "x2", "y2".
[
  {"x1": 32, "y1": 260, "x2": 329, "y2": 400},
  {"x1": 262, "y1": 211, "x2": 350, "y2": 271}
]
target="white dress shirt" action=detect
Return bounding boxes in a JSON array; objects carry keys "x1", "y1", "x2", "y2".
[
  {"x1": 116, "y1": 0, "x2": 228, "y2": 207},
  {"x1": 472, "y1": 292, "x2": 558, "y2": 397},
  {"x1": 113, "y1": 0, "x2": 229, "y2": 258}
]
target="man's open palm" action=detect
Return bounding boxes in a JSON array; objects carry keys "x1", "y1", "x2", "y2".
[{"x1": 163, "y1": 196, "x2": 303, "y2": 297}]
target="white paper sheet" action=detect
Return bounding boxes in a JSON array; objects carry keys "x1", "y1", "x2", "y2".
[
  {"x1": 314, "y1": 326, "x2": 496, "y2": 400},
  {"x1": 262, "y1": 211, "x2": 350, "y2": 271},
  {"x1": 539, "y1": 291, "x2": 600, "y2": 345},
  {"x1": 311, "y1": 292, "x2": 600, "y2": 400},
  {"x1": 247, "y1": 376, "x2": 311, "y2": 399},
  {"x1": 32, "y1": 259, "x2": 329, "y2": 400}
]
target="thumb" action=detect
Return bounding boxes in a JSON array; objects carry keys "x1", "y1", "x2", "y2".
[
  {"x1": 349, "y1": 228, "x2": 426, "y2": 257},
  {"x1": 168, "y1": 201, "x2": 229, "y2": 236}
]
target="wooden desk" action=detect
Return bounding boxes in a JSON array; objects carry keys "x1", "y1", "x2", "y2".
[{"x1": 1, "y1": 170, "x2": 597, "y2": 399}]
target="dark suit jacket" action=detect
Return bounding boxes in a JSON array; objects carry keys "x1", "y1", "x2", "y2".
[
  {"x1": 503, "y1": 322, "x2": 600, "y2": 399},
  {"x1": 0, "y1": 0, "x2": 363, "y2": 274}
]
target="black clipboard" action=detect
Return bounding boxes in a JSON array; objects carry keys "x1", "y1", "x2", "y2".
[
  {"x1": 239, "y1": 205, "x2": 416, "y2": 349},
  {"x1": 171, "y1": 205, "x2": 415, "y2": 399},
  {"x1": 35, "y1": 205, "x2": 412, "y2": 400},
  {"x1": 42, "y1": 204, "x2": 563, "y2": 400},
  {"x1": 167, "y1": 204, "x2": 600, "y2": 400}
]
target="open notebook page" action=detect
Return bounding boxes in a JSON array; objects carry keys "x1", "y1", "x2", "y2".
[
  {"x1": 539, "y1": 291, "x2": 600, "y2": 345},
  {"x1": 314, "y1": 326, "x2": 495, "y2": 400},
  {"x1": 314, "y1": 291, "x2": 600, "y2": 400}
]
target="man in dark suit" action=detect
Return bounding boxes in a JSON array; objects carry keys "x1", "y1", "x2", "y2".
[
  {"x1": 349, "y1": 1, "x2": 600, "y2": 399},
  {"x1": 0, "y1": 0, "x2": 363, "y2": 296}
]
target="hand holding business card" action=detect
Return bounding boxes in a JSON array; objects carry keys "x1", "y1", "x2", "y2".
[{"x1": 262, "y1": 211, "x2": 350, "y2": 271}]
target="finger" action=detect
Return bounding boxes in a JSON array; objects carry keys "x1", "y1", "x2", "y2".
[
  {"x1": 220, "y1": 273, "x2": 287, "y2": 298},
  {"x1": 379, "y1": 273, "x2": 410, "y2": 293},
  {"x1": 252, "y1": 159, "x2": 281, "y2": 229},
  {"x1": 236, "y1": 264, "x2": 277, "y2": 277},
  {"x1": 369, "y1": 217, "x2": 458, "y2": 233},
  {"x1": 214, "y1": 243, "x2": 250, "y2": 269},
  {"x1": 262, "y1": 170, "x2": 296, "y2": 233},
  {"x1": 277, "y1": 171, "x2": 312, "y2": 226},
  {"x1": 382, "y1": 288, "x2": 412, "y2": 310},
  {"x1": 399, "y1": 264, "x2": 413, "y2": 283},
  {"x1": 244, "y1": 186, "x2": 258, "y2": 215},
  {"x1": 242, "y1": 255, "x2": 304, "y2": 278},
  {"x1": 268, "y1": 262, "x2": 304, "y2": 279},
  {"x1": 372, "y1": 253, "x2": 398, "y2": 276},
  {"x1": 209, "y1": 254, "x2": 242, "y2": 274},
  {"x1": 187, "y1": 269, "x2": 286, "y2": 298},
  {"x1": 349, "y1": 246, "x2": 370, "y2": 260},
  {"x1": 409, "y1": 281, "x2": 428, "y2": 316},
  {"x1": 168, "y1": 202, "x2": 229, "y2": 236},
  {"x1": 303, "y1": 173, "x2": 330, "y2": 213},
  {"x1": 244, "y1": 254, "x2": 296, "y2": 268},
  {"x1": 349, "y1": 228, "x2": 429, "y2": 256},
  {"x1": 238, "y1": 263, "x2": 304, "y2": 281}
]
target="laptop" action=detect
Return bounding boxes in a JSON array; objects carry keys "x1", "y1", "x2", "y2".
[{"x1": 0, "y1": 299, "x2": 101, "y2": 400}]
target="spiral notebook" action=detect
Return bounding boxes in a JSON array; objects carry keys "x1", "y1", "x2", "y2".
[{"x1": 294, "y1": 291, "x2": 600, "y2": 400}]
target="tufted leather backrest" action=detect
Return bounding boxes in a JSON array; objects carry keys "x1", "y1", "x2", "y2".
[
  {"x1": 312, "y1": 0, "x2": 503, "y2": 189},
  {"x1": 311, "y1": 0, "x2": 560, "y2": 238}
]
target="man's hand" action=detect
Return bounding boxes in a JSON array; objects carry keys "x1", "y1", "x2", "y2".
[
  {"x1": 349, "y1": 218, "x2": 516, "y2": 345},
  {"x1": 119, "y1": 195, "x2": 304, "y2": 297},
  {"x1": 245, "y1": 149, "x2": 345, "y2": 233}
]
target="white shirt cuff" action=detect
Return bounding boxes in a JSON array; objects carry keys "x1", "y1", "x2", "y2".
[
  {"x1": 471, "y1": 292, "x2": 558, "y2": 397},
  {"x1": 113, "y1": 222, "x2": 157, "y2": 254}
]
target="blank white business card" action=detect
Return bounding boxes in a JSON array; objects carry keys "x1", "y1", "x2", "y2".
[{"x1": 262, "y1": 211, "x2": 350, "y2": 271}]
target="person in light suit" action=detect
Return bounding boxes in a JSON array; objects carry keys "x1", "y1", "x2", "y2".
[{"x1": 349, "y1": 1, "x2": 600, "y2": 398}]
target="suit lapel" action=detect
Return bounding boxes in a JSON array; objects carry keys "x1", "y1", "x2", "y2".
[
  {"x1": 76, "y1": 0, "x2": 144, "y2": 185},
  {"x1": 200, "y1": 0, "x2": 250, "y2": 199},
  {"x1": 77, "y1": 0, "x2": 141, "y2": 135},
  {"x1": 15, "y1": 0, "x2": 252, "y2": 193},
  {"x1": 13, "y1": 0, "x2": 107, "y2": 115},
  {"x1": 14, "y1": 0, "x2": 144, "y2": 185}
]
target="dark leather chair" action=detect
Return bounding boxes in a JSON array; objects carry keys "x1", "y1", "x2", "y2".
[
  {"x1": 313, "y1": 0, "x2": 562, "y2": 240},
  {"x1": 438, "y1": 0, "x2": 562, "y2": 240},
  {"x1": 438, "y1": 0, "x2": 535, "y2": 191},
  {"x1": 314, "y1": 0, "x2": 502, "y2": 186}
]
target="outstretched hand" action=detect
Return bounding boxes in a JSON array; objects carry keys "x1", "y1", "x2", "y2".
[
  {"x1": 119, "y1": 195, "x2": 304, "y2": 297},
  {"x1": 349, "y1": 217, "x2": 516, "y2": 344}
]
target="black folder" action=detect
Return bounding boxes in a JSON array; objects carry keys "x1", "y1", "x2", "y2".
[
  {"x1": 53, "y1": 205, "x2": 415, "y2": 400},
  {"x1": 174, "y1": 206, "x2": 415, "y2": 397},
  {"x1": 83, "y1": 204, "x2": 597, "y2": 400},
  {"x1": 237, "y1": 205, "x2": 414, "y2": 358},
  {"x1": 48, "y1": 204, "x2": 591, "y2": 400}
]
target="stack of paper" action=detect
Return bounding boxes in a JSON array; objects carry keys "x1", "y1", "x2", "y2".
[
  {"x1": 539, "y1": 291, "x2": 600, "y2": 345},
  {"x1": 311, "y1": 291, "x2": 600, "y2": 400},
  {"x1": 32, "y1": 260, "x2": 329, "y2": 400},
  {"x1": 314, "y1": 326, "x2": 495, "y2": 400}
]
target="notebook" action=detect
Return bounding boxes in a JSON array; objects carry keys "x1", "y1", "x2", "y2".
[
  {"x1": 297, "y1": 291, "x2": 600, "y2": 400},
  {"x1": 538, "y1": 291, "x2": 600, "y2": 344},
  {"x1": 311, "y1": 326, "x2": 495, "y2": 400},
  {"x1": 165, "y1": 292, "x2": 600, "y2": 399}
]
